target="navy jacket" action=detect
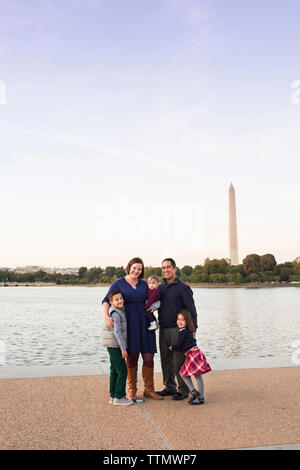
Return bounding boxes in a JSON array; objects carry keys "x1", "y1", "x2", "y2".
[
  {"x1": 158, "y1": 277, "x2": 198, "y2": 329},
  {"x1": 171, "y1": 327, "x2": 197, "y2": 353}
]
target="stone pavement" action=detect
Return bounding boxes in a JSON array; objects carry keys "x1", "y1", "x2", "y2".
[{"x1": 0, "y1": 366, "x2": 299, "y2": 450}]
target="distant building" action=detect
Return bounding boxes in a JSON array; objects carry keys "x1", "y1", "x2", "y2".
[
  {"x1": 13, "y1": 266, "x2": 79, "y2": 275},
  {"x1": 15, "y1": 266, "x2": 44, "y2": 274}
]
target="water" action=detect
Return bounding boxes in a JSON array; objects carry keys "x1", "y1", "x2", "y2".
[{"x1": 0, "y1": 286, "x2": 299, "y2": 368}]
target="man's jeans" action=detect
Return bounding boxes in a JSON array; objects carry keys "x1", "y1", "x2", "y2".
[{"x1": 159, "y1": 327, "x2": 189, "y2": 395}]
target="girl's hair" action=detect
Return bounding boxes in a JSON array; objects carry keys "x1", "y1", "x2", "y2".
[
  {"x1": 148, "y1": 274, "x2": 160, "y2": 283},
  {"x1": 125, "y1": 257, "x2": 145, "y2": 279},
  {"x1": 177, "y1": 309, "x2": 195, "y2": 333}
]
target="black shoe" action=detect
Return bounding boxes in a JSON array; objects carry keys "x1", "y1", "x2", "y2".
[
  {"x1": 156, "y1": 389, "x2": 176, "y2": 397},
  {"x1": 188, "y1": 390, "x2": 205, "y2": 405},
  {"x1": 172, "y1": 392, "x2": 189, "y2": 401}
]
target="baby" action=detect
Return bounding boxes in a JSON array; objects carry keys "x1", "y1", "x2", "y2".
[{"x1": 145, "y1": 275, "x2": 161, "y2": 331}]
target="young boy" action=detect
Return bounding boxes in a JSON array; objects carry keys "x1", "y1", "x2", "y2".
[
  {"x1": 101, "y1": 288, "x2": 133, "y2": 406},
  {"x1": 145, "y1": 275, "x2": 161, "y2": 331}
]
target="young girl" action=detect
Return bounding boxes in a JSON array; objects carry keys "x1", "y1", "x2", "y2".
[{"x1": 169, "y1": 309, "x2": 211, "y2": 405}]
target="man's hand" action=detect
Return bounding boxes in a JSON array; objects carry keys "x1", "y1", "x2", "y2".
[{"x1": 168, "y1": 345, "x2": 173, "y2": 351}]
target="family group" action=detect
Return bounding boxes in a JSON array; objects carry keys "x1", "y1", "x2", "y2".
[{"x1": 101, "y1": 257, "x2": 211, "y2": 406}]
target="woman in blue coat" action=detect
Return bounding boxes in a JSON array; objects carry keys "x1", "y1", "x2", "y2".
[{"x1": 102, "y1": 257, "x2": 162, "y2": 401}]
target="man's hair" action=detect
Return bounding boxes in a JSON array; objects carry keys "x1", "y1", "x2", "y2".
[
  {"x1": 108, "y1": 287, "x2": 122, "y2": 301},
  {"x1": 162, "y1": 258, "x2": 176, "y2": 268}
]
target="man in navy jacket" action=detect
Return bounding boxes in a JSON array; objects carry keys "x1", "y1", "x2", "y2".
[{"x1": 156, "y1": 258, "x2": 198, "y2": 400}]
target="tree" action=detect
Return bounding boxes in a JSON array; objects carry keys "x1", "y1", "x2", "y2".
[
  {"x1": 181, "y1": 265, "x2": 193, "y2": 276},
  {"x1": 204, "y1": 258, "x2": 230, "y2": 275},
  {"x1": 279, "y1": 267, "x2": 291, "y2": 282},
  {"x1": 260, "y1": 254, "x2": 276, "y2": 271},
  {"x1": 35, "y1": 270, "x2": 48, "y2": 281},
  {"x1": 249, "y1": 273, "x2": 259, "y2": 282},
  {"x1": 78, "y1": 267, "x2": 88, "y2": 279},
  {"x1": 98, "y1": 275, "x2": 112, "y2": 284},
  {"x1": 105, "y1": 266, "x2": 116, "y2": 278},
  {"x1": 243, "y1": 254, "x2": 261, "y2": 274},
  {"x1": 116, "y1": 267, "x2": 126, "y2": 278},
  {"x1": 233, "y1": 273, "x2": 244, "y2": 284},
  {"x1": 193, "y1": 265, "x2": 203, "y2": 274},
  {"x1": 88, "y1": 267, "x2": 103, "y2": 282},
  {"x1": 209, "y1": 273, "x2": 226, "y2": 283},
  {"x1": 190, "y1": 273, "x2": 203, "y2": 283}
]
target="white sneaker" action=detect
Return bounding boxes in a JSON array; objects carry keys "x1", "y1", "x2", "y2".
[
  {"x1": 113, "y1": 397, "x2": 134, "y2": 406},
  {"x1": 148, "y1": 321, "x2": 159, "y2": 331},
  {"x1": 109, "y1": 397, "x2": 114, "y2": 404}
]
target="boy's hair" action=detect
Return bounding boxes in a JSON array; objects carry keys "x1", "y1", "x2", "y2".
[
  {"x1": 162, "y1": 258, "x2": 176, "y2": 268},
  {"x1": 148, "y1": 274, "x2": 160, "y2": 283},
  {"x1": 125, "y1": 257, "x2": 145, "y2": 279},
  {"x1": 177, "y1": 309, "x2": 195, "y2": 333},
  {"x1": 108, "y1": 287, "x2": 122, "y2": 302}
]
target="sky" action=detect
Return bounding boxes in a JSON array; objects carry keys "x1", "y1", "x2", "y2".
[{"x1": 0, "y1": 0, "x2": 300, "y2": 269}]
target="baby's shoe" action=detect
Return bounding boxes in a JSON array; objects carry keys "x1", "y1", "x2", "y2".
[
  {"x1": 148, "y1": 321, "x2": 159, "y2": 331},
  {"x1": 113, "y1": 397, "x2": 134, "y2": 406}
]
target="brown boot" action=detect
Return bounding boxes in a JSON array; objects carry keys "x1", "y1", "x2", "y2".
[
  {"x1": 126, "y1": 366, "x2": 137, "y2": 401},
  {"x1": 142, "y1": 366, "x2": 164, "y2": 400}
]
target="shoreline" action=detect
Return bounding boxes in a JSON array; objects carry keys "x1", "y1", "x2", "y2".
[{"x1": 1, "y1": 282, "x2": 299, "y2": 288}]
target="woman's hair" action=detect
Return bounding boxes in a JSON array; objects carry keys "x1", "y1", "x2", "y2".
[
  {"x1": 177, "y1": 309, "x2": 195, "y2": 333},
  {"x1": 125, "y1": 257, "x2": 145, "y2": 279}
]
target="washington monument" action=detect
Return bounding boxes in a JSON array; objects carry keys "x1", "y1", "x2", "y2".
[{"x1": 229, "y1": 183, "x2": 239, "y2": 265}]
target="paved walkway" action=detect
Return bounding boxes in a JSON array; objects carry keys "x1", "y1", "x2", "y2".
[{"x1": 0, "y1": 366, "x2": 299, "y2": 450}]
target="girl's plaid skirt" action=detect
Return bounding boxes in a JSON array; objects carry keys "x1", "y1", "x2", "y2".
[{"x1": 180, "y1": 346, "x2": 211, "y2": 377}]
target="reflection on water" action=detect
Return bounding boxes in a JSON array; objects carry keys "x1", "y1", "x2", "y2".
[
  {"x1": 223, "y1": 290, "x2": 243, "y2": 358},
  {"x1": 0, "y1": 286, "x2": 299, "y2": 367}
]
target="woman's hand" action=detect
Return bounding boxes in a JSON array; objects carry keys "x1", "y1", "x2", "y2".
[
  {"x1": 122, "y1": 350, "x2": 128, "y2": 359},
  {"x1": 103, "y1": 301, "x2": 114, "y2": 329},
  {"x1": 168, "y1": 345, "x2": 173, "y2": 351},
  {"x1": 105, "y1": 315, "x2": 114, "y2": 329}
]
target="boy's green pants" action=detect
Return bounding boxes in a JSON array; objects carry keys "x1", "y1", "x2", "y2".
[{"x1": 107, "y1": 348, "x2": 128, "y2": 399}]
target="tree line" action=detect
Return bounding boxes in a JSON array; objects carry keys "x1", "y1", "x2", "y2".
[{"x1": 1, "y1": 254, "x2": 300, "y2": 285}]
